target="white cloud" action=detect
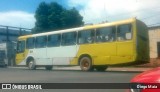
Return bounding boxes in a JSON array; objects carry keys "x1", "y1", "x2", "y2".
[
  {"x1": 0, "y1": 0, "x2": 159, "y2": 29},
  {"x1": 68, "y1": 0, "x2": 160, "y2": 26},
  {"x1": 0, "y1": 11, "x2": 35, "y2": 29}
]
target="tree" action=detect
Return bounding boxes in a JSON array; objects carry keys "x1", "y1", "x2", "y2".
[
  {"x1": 33, "y1": 2, "x2": 84, "y2": 33},
  {"x1": 61, "y1": 8, "x2": 84, "y2": 29},
  {"x1": 33, "y1": 2, "x2": 49, "y2": 33}
]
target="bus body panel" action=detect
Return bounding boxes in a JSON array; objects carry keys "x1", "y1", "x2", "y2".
[
  {"x1": 116, "y1": 41, "x2": 135, "y2": 64},
  {"x1": 136, "y1": 20, "x2": 149, "y2": 63},
  {"x1": 46, "y1": 45, "x2": 79, "y2": 65},
  {"x1": 34, "y1": 48, "x2": 49, "y2": 65},
  {"x1": 76, "y1": 42, "x2": 116, "y2": 65},
  {"x1": 17, "y1": 46, "x2": 80, "y2": 66},
  {"x1": 16, "y1": 49, "x2": 33, "y2": 65},
  {"x1": 16, "y1": 42, "x2": 28, "y2": 65}
]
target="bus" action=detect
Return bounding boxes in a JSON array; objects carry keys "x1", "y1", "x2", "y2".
[{"x1": 16, "y1": 18, "x2": 149, "y2": 71}]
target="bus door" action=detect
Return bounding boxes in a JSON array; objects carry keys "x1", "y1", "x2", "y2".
[
  {"x1": 34, "y1": 36, "x2": 49, "y2": 65},
  {"x1": 116, "y1": 24, "x2": 133, "y2": 63},
  {"x1": 16, "y1": 40, "x2": 26, "y2": 65}
]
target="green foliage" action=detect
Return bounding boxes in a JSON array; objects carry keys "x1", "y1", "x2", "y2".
[{"x1": 33, "y1": 2, "x2": 84, "y2": 33}]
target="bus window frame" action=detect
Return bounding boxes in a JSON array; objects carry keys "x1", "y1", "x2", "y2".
[
  {"x1": 78, "y1": 29, "x2": 95, "y2": 45},
  {"x1": 116, "y1": 23, "x2": 133, "y2": 41},
  {"x1": 35, "y1": 36, "x2": 47, "y2": 48},
  {"x1": 47, "y1": 34, "x2": 61, "y2": 47},
  {"x1": 95, "y1": 26, "x2": 116, "y2": 43},
  {"x1": 26, "y1": 37, "x2": 35, "y2": 49},
  {"x1": 17, "y1": 40, "x2": 25, "y2": 53},
  {"x1": 61, "y1": 31, "x2": 77, "y2": 46}
]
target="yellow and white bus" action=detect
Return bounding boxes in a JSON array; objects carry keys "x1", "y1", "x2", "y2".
[{"x1": 16, "y1": 18, "x2": 149, "y2": 71}]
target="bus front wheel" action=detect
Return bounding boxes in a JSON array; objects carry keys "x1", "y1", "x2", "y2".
[
  {"x1": 79, "y1": 56, "x2": 93, "y2": 71},
  {"x1": 28, "y1": 59, "x2": 36, "y2": 70}
]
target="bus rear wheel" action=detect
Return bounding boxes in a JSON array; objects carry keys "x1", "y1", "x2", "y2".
[
  {"x1": 79, "y1": 56, "x2": 93, "y2": 71},
  {"x1": 95, "y1": 66, "x2": 108, "y2": 71},
  {"x1": 45, "y1": 66, "x2": 53, "y2": 70},
  {"x1": 28, "y1": 59, "x2": 36, "y2": 70}
]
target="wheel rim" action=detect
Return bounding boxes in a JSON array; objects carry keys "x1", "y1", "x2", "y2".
[
  {"x1": 82, "y1": 59, "x2": 89, "y2": 70},
  {"x1": 29, "y1": 61, "x2": 33, "y2": 69}
]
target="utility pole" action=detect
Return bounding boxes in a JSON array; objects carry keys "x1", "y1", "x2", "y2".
[
  {"x1": 103, "y1": 2, "x2": 108, "y2": 23},
  {"x1": 6, "y1": 26, "x2": 9, "y2": 42}
]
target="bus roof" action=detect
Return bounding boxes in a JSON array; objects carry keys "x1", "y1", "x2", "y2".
[
  {"x1": 18, "y1": 18, "x2": 136, "y2": 40},
  {"x1": 84, "y1": 18, "x2": 136, "y2": 30}
]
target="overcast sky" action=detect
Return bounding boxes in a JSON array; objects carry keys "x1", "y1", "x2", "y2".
[{"x1": 0, "y1": 0, "x2": 159, "y2": 29}]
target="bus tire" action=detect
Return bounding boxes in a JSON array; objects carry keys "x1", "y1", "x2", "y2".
[
  {"x1": 79, "y1": 56, "x2": 93, "y2": 71},
  {"x1": 45, "y1": 66, "x2": 53, "y2": 70},
  {"x1": 28, "y1": 59, "x2": 36, "y2": 70},
  {"x1": 95, "y1": 66, "x2": 108, "y2": 71}
]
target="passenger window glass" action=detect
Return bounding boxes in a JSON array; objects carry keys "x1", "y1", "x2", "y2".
[
  {"x1": 96, "y1": 26, "x2": 116, "y2": 42},
  {"x1": 117, "y1": 24, "x2": 132, "y2": 41},
  {"x1": 35, "y1": 36, "x2": 47, "y2": 48},
  {"x1": 17, "y1": 41, "x2": 25, "y2": 53},
  {"x1": 78, "y1": 30, "x2": 94, "y2": 44},
  {"x1": 47, "y1": 34, "x2": 60, "y2": 47},
  {"x1": 61, "y1": 32, "x2": 77, "y2": 46},
  {"x1": 26, "y1": 38, "x2": 35, "y2": 49}
]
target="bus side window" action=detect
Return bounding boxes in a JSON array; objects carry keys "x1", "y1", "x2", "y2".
[
  {"x1": 96, "y1": 26, "x2": 116, "y2": 42},
  {"x1": 117, "y1": 24, "x2": 132, "y2": 41},
  {"x1": 17, "y1": 40, "x2": 25, "y2": 53},
  {"x1": 35, "y1": 36, "x2": 47, "y2": 48},
  {"x1": 78, "y1": 30, "x2": 94, "y2": 44},
  {"x1": 47, "y1": 34, "x2": 61, "y2": 47},
  {"x1": 61, "y1": 32, "x2": 77, "y2": 46},
  {"x1": 26, "y1": 38, "x2": 35, "y2": 49}
]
